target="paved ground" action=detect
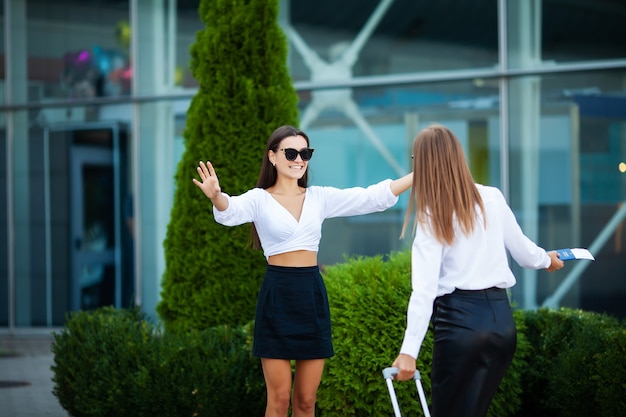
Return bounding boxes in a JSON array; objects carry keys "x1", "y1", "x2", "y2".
[{"x1": 0, "y1": 334, "x2": 69, "y2": 417}]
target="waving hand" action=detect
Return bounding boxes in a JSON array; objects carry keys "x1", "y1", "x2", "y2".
[{"x1": 193, "y1": 161, "x2": 222, "y2": 200}]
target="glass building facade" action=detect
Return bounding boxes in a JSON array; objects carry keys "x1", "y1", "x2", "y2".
[{"x1": 1, "y1": 0, "x2": 625, "y2": 330}]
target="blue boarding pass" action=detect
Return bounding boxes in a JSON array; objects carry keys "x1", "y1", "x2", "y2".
[{"x1": 555, "y1": 248, "x2": 595, "y2": 261}]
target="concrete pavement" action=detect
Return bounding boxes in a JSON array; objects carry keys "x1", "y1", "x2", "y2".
[{"x1": 0, "y1": 334, "x2": 69, "y2": 417}]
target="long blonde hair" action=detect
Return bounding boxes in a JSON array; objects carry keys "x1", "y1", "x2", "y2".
[{"x1": 401, "y1": 125, "x2": 485, "y2": 245}]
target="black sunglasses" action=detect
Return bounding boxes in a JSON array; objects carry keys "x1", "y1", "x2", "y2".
[{"x1": 279, "y1": 147, "x2": 315, "y2": 161}]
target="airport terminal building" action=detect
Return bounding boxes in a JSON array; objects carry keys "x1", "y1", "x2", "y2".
[{"x1": 1, "y1": 0, "x2": 625, "y2": 330}]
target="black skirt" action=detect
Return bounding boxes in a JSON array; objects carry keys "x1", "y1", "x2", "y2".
[
  {"x1": 431, "y1": 287, "x2": 517, "y2": 417},
  {"x1": 253, "y1": 265, "x2": 334, "y2": 360}
]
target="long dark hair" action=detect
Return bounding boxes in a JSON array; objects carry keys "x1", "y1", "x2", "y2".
[{"x1": 250, "y1": 125, "x2": 311, "y2": 249}]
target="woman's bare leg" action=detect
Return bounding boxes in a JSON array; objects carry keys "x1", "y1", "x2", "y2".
[
  {"x1": 292, "y1": 359, "x2": 325, "y2": 417},
  {"x1": 261, "y1": 358, "x2": 293, "y2": 417}
]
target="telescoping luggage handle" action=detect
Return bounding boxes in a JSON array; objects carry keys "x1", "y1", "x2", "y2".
[{"x1": 382, "y1": 367, "x2": 431, "y2": 417}]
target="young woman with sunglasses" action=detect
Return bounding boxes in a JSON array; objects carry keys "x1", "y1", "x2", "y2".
[
  {"x1": 391, "y1": 125, "x2": 564, "y2": 417},
  {"x1": 194, "y1": 125, "x2": 412, "y2": 417}
]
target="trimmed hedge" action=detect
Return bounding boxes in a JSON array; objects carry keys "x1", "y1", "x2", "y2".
[
  {"x1": 51, "y1": 307, "x2": 154, "y2": 416},
  {"x1": 51, "y1": 307, "x2": 265, "y2": 417},
  {"x1": 594, "y1": 328, "x2": 626, "y2": 416},
  {"x1": 516, "y1": 308, "x2": 626, "y2": 417},
  {"x1": 318, "y1": 251, "x2": 530, "y2": 417},
  {"x1": 51, "y1": 255, "x2": 625, "y2": 417}
]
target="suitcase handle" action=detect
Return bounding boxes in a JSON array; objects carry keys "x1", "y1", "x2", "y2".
[
  {"x1": 382, "y1": 367, "x2": 421, "y2": 381},
  {"x1": 382, "y1": 367, "x2": 431, "y2": 417}
]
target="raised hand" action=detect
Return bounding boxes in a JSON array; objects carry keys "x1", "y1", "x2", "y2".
[{"x1": 193, "y1": 161, "x2": 221, "y2": 200}]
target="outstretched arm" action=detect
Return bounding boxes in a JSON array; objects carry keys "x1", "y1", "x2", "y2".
[
  {"x1": 389, "y1": 172, "x2": 413, "y2": 197},
  {"x1": 192, "y1": 161, "x2": 228, "y2": 211}
]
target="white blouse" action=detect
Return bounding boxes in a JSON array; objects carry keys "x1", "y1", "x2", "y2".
[
  {"x1": 399, "y1": 184, "x2": 551, "y2": 359},
  {"x1": 213, "y1": 179, "x2": 399, "y2": 259}
]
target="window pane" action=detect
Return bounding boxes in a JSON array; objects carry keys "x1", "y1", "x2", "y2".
[
  {"x1": 289, "y1": 0, "x2": 499, "y2": 81},
  {"x1": 543, "y1": 0, "x2": 626, "y2": 63},
  {"x1": 507, "y1": 70, "x2": 626, "y2": 318},
  {"x1": 176, "y1": 2, "x2": 203, "y2": 88},
  {"x1": 28, "y1": 0, "x2": 131, "y2": 101},
  {"x1": 298, "y1": 79, "x2": 502, "y2": 265}
]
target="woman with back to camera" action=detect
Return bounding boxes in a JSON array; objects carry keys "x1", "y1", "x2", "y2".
[
  {"x1": 194, "y1": 125, "x2": 412, "y2": 417},
  {"x1": 391, "y1": 124, "x2": 564, "y2": 417}
]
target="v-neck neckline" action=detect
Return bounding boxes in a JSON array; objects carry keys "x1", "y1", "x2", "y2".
[{"x1": 263, "y1": 188, "x2": 307, "y2": 223}]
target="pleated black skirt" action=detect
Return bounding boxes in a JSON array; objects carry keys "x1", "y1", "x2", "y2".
[
  {"x1": 430, "y1": 287, "x2": 517, "y2": 417},
  {"x1": 253, "y1": 265, "x2": 334, "y2": 360}
]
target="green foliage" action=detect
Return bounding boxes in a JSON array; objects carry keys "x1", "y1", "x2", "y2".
[
  {"x1": 51, "y1": 262, "x2": 626, "y2": 417},
  {"x1": 51, "y1": 307, "x2": 156, "y2": 417},
  {"x1": 517, "y1": 308, "x2": 625, "y2": 417},
  {"x1": 51, "y1": 307, "x2": 266, "y2": 417},
  {"x1": 317, "y1": 250, "x2": 530, "y2": 417},
  {"x1": 318, "y1": 251, "x2": 423, "y2": 417},
  {"x1": 158, "y1": 0, "x2": 300, "y2": 331},
  {"x1": 594, "y1": 328, "x2": 626, "y2": 417},
  {"x1": 132, "y1": 322, "x2": 265, "y2": 417}
]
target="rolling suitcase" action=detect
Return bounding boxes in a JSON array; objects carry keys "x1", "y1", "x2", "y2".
[{"x1": 382, "y1": 367, "x2": 431, "y2": 417}]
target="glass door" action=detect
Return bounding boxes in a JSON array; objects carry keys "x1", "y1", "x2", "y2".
[{"x1": 70, "y1": 146, "x2": 118, "y2": 311}]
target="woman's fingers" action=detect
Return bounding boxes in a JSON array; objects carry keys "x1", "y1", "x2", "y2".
[
  {"x1": 196, "y1": 166, "x2": 205, "y2": 181},
  {"x1": 197, "y1": 161, "x2": 217, "y2": 181},
  {"x1": 199, "y1": 161, "x2": 209, "y2": 177},
  {"x1": 207, "y1": 163, "x2": 217, "y2": 180}
]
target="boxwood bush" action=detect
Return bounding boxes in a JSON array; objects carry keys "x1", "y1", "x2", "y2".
[
  {"x1": 51, "y1": 307, "x2": 265, "y2": 417},
  {"x1": 131, "y1": 323, "x2": 265, "y2": 417},
  {"x1": 51, "y1": 307, "x2": 154, "y2": 416},
  {"x1": 594, "y1": 327, "x2": 626, "y2": 416},
  {"x1": 516, "y1": 308, "x2": 625, "y2": 417},
  {"x1": 51, "y1": 256, "x2": 625, "y2": 417}
]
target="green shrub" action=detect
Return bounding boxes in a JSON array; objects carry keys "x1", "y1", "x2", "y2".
[
  {"x1": 549, "y1": 310, "x2": 620, "y2": 417},
  {"x1": 51, "y1": 307, "x2": 155, "y2": 417},
  {"x1": 516, "y1": 308, "x2": 560, "y2": 417},
  {"x1": 317, "y1": 250, "x2": 527, "y2": 417},
  {"x1": 53, "y1": 268, "x2": 626, "y2": 417},
  {"x1": 594, "y1": 328, "x2": 626, "y2": 417},
  {"x1": 133, "y1": 322, "x2": 265, "y2": 417},
  {"x1": 517, "y1": 308, "x2": 625, "y2": 417},
  {"x1": 51, "y1": 307, "x2": 265, "y2": 417},
  {"x1": 318, "y1": 251, "x2": 421, "y2": 417},
  {"x1": 158, "y1": 0, "x2": 300, "y2": 332}
]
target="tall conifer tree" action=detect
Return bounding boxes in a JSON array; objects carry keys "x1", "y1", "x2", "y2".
[{"x1": 158, "y1": 0, "x2": 299, "y2": 331}]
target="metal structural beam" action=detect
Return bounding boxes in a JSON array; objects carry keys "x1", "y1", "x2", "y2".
[
  {"x1": 543, "y1": 201, "x2": 626, "y2": 309},
  {"x1": 286, "y1": 0, "x2": 406, "y2": 176}
]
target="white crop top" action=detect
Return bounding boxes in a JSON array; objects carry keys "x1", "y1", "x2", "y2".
[{"x1": 213, "y1": 179, "x2": 398, "y2": 259}]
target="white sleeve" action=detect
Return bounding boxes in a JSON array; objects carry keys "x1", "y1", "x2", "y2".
[
  {"x1": 497, "y1": 190, "x2": 551, "y2": 269},
  {"x1": 318, "y1": 179, "x2": 399, "y2": 219},
  {"x1": 212, "y1": 189, "x2": 259, "y2": 227},
  {"x1": 399, "y1": 224, "x2": 442, "y2": 359}
]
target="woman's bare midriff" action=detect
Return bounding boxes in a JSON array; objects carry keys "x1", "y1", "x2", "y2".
[{"x1": 267, "y1": 250, "x2": 318, "y2": 267}]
